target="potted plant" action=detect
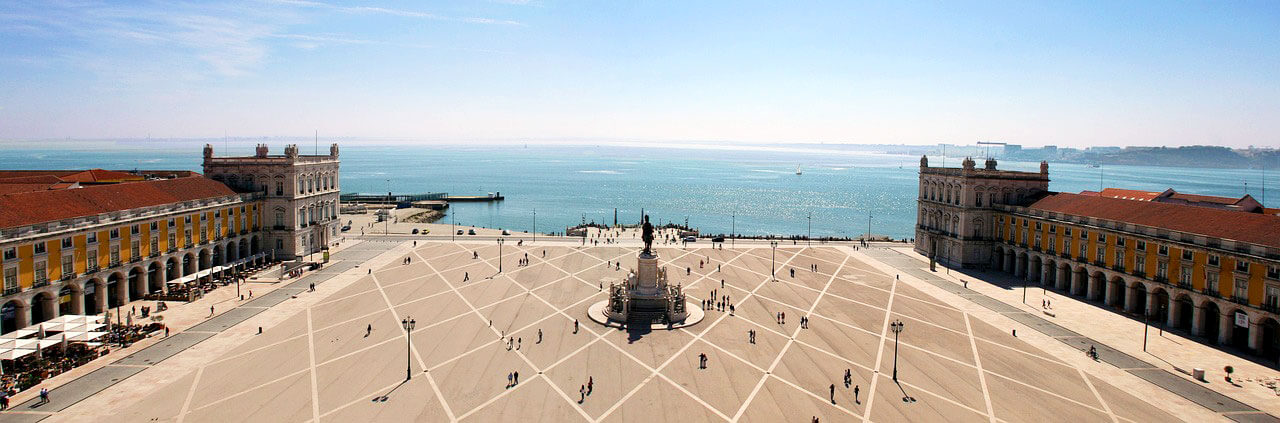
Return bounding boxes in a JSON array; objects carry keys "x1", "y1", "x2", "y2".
[{"x1": 1224, "y1": 365, "x2": 1235, "y2": 383}]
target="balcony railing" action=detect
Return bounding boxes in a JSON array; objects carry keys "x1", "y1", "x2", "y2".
[
  {"x1": 150, "y1": 251, "x2": 161, "y2": 258},
  {"x1": 3, "y1": 286, "x2": 19, "y2": 295},
  {"x1": 1177, "y1": 281, "x2": 1193, "y2": 290},
  {"x1": 1231, "y1": 296, "x2": 1249, "y2": 305},
  {"x1": 1031, "y1": 246, "x2": 1041, "y2": 252},
  {"x1": 1153, "y1": 275, "x2": 1168, "y2": 283},
  {"x1": 61, "y1": 272, "x2": 75, "y2": 281},
  {"x1": 168, "y1": 247, "x2": 177, "y2": 253},
  {"x1": 110, "y1": 259, "x2": 121, "y2": 267},
  {"x1": 1202, "y1": 288, "x2": 1222, "y2": 298},
  {"x1": 273, "y1": 225, "x2": 287, "y2": 230},
  {"x1": 1131, "y1": 270, "x2": 1146, "y2": 278},
  {"x1": 1261, "y1": 303, "x2": 1280, "y2": 313},
  {"x1": 84, "y1": 266, "x2": 98, "y2": 275},
  {"x1": 33, "y1": 278, "x2": 48, "y2": 288},
  {"x1": 1093, "y1": 260, "x2": 1105, "y2": 267},
  {"x1": 1111, "y1": 265, "x2": 1126, "y2": 272}
]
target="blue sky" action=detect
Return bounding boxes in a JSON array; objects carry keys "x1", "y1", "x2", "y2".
[{"x1": 1, "y1": 1, "x2": 1278, "y2": 147}]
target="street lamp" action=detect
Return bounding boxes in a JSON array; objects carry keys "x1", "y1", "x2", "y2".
[
  {"x1": 770, "y1": 241, "x2": 778, "y2": 281},
  {"x1": 532, "y1": 209, "x2": 536, "y2": 245},
  {"x1": 401, "y1": 317, "x2": 416, "y2": 380},
  {"x1": 890, "y1": 320, "x2": 904, "y2": 381},
  {"x1": 497, "y1": 238, "x2": 505, "y2": 273},
  {"x1": 807, "y1": 212, "x2": 812, "y2": 247},
  {"x1": 384, "y1": 179, "x2": 391, "y2": 235},
  {"x1": 451, "y1": 210, "x2": 455, "y2": 242},
  {"x1": 731, "y1": 212, "x2": 735, "y2": 249}
]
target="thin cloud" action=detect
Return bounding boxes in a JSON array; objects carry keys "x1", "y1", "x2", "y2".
[{"x1": 271, "y1": 0, "x2": 523, "y2": 25}]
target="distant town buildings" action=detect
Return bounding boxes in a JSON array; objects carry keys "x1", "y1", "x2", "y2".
[{"x1": 916, "y1": 156, "x2": 1280, "y2": 362}]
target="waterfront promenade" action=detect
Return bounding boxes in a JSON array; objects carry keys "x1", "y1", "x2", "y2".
[{"x1": 1, "y1": 235, "x2": 1233, "y2": 422}]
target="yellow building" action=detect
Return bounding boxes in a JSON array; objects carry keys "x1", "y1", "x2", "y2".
[
  {"x1": 0, "y1": 171, "x2": 266, "y2": 332},
  {"x1": 918, "y1": 156, "x2": 1280, "y2": 362}
]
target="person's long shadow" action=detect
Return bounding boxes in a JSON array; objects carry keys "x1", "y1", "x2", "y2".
[
  {"x1": 372, "y1": 379, "x2": 410, "y2": 403},
  {"x1": 893, "y1": 380, "x2": 917, "y2": 404}
]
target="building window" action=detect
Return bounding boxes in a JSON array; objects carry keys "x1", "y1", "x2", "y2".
[
  {"x1": 200, "y1": 213, "x2": 207, "y2": 221},
  {"x1": 1079, "y1": 242, "x2": 1087, "y2": 258},
  {"x1": 87, "y1": 250, "x2": 97, "y2": 271},
  {"x1": 150, "y1": 237, "x2": 158, "y2": 254},
  {"x1": 1035, "y1": 222, "x2": 1042, "y2": 231},
  {"x1": 1136, "y1": 241, "x2": 1145, "y2": 251},
  {"x1": 1233, "y1": 278, "x2": 1248, "y2": 301},
  {"x1": 1135, "y1": 255, "x2": 1145, "y2": 273},
  {"x1": 215, "y1": 223, "x2": 222, "y2": 238},
  {"x1": 1096, "y1": 246, "x2": 1105, "y2": 263},
  {"x1": 1063, "y1": 238, "x2": 1071, "y2": 255},
  {"x1": 1022, "y1": 219, "x2": 1028, "y2": 228},
  {"x1": 184, "y1": 216, "x2": 191, "y2": 224},
  {"x1": 151, "y1": 221, "x2": 158, "y2": 231},
  {"x1": 1208, "y1": 255, "x2": 1220, "y2": 267},
  {"x1": 975, "y1": 193, "x2": 982, "y2": 207},
  {"x1": 169, "y1": 218, "x2": 176, "y2": 227},
  {"x1": 1157, "y1": 245, "x2": 1168, "y2": 256},
  {"x1": 1206, "y1": 271, "x2": 1220, "y2": 292},
  {"x1": 1097, "y1": 233, "x2": 1106, "y2": 243},
  {"x1": 1180, "y1": 267, "x2": 1191, "y2": 285},
  {"x1": 168, "y1": 233, "x2": 176, "y2": 250},
  {"x1": 2, "y1": 248, "x2": 14, "y2": 260},
  {"x1": 1116, "y1": 237, "x2": 1125, "y2": 247},
  {"x1": 34, "y1": 261, "x2": 47, "y2": 285},
  {"x1": 61, "y1": 254, "x2": 74, "y2": 278},
  {"x1": 3, "y1": 267, "x2": 17, "y2": 293},
  {"x1": 61, "y1": 237, "x2": 72, "y2": 248},
  {"x1": 1079, "y1": 230, "x2": 1087, "y2": 239},
  {"x1": 275, "y1": 212, "x2": 284, "y2": 227},
  {"x1": 1181, "y1": 250, "x2": 1193, "y2": 261},
  {"x1": 184, "y1": 229, "x2": 192, "y2": 245},
  {"x1": 1115, "y1": 250, "x2": 1125, "y2": 270},
  {"x1": 1235, "y1": 260, "x2": 1250, "y2": 273},
  {"x1": 1265, "y1": 285, "x2": 1279, "y2": 309},
  {"x1": 276, "y1": 182, "x2": 284, "y2": 196},
  {"x1": 1034, "y1": 234, "x2": 1041, "y2": 248},
  {"x1": 1269, "y1": 266, "x2": 1280, "y2": 280},
  {"x1": 131, "y1": 240, "x2": 140, "y2": 259},
  {"x1": 1157, "y1": 262, "x2": 1167, "y2": 280},
  {"x1": 110, "y1": 245, "x2": 120, "y2": 265},
  {"x1": 131, "y1": 224, "x2": 140, "y2": 234},
  {"x1": 87, "y1": 232, "x2": 97, "y2": 243},
  {"x1": 34, "y1": 242, "x2": 46, "y2": 255},
  {"x1": 276, "y1": 239, "x2": 284, "y2": 250}
]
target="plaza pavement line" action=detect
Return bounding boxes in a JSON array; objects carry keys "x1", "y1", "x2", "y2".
[
  {"x1": 856, "y1": 246, "x2": 1278, "y2": 423},
  {"x1": 23, "y1": 240, "x2": 405, "y2": 422}
]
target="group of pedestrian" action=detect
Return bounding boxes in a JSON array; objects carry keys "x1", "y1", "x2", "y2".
[
  {"x1": 518, "y1": 253, "x2": 531, "y2": 267},
  {"x1": 577, "y1": 376, "x2": 594, "y2": 403},
  {"x1": 747, "y1": 329, "x2": 756, "y2": 344},
  {"x1": 1041, "y1": 298, "x2": 1053, "y2": 310},
  {"x1": 697, "y1": 353, "x2": 708, "y2": 369},
  {"x1": 402, "y1": 256, "x2": 412, "y2": 265},
  {"x1": 776, "y1": 311, "x2": 787, "y2": 325},
  {"x1": 506, "y1": 371, "x2": 521, "y2": 388}
]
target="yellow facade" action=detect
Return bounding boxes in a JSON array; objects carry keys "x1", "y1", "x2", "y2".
[
  {"x1": 1, "y1": 204, "x2": 259, "y2": 292},
  {"x1": 999, "y1": 212, "x2": 1274, "y2": 307}
]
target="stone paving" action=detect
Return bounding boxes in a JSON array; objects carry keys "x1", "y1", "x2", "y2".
[
  {"x1": 20, "y1": 242, "x2": 1199, "y2": 422},
  {"x1": 856, "y1": 247, "x2": 1280, "y2": 422}
]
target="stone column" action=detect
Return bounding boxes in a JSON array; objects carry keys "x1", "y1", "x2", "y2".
[
  {"x1": 1057, "y1": 266, "x2": 1069, "y2": 290},
  {"x1": 1104, "y1": 279, "x2": 1117, "y2": 306},
  {"x1": 1191, "y1": 304, "x2": 1204, "y2": 336},
  {"x1": 1015, "y1": 254, "x2": 1026, "y2": 278},
  {"x1": 71, "y1": 289, "x2": 84, "y2": 315},
  {"x1": 1146, "y1": 290, "x2": 1159, "y2": 318},
  {"x1": 116, "y1": 278, "x2": 130, "y2": 306},
  {"x1": 1040, "y1": 264, "x2": 1051, "y2": 286},
  {"x1": 1218, "y1": 311, "x2": 1233, "y2": 345},
  {"x1": 1003, "y1": 252, "x2": 1013, "y2": 274},
  {"x1": 93, "y1": 284, "x2": 107, "y2": 314},
  {"x1": 1166, "y1": 297, "x2": 1180, "y2": 329},
  {"x1": 41, "y1": 296, "x2": 57, "y2": 322},
  {"x1": 1087, "y1": 275, "x2": 1100, "y2": 301},
  {"x1": 1124, "y1": 285, "x2": 1138, "y2": 312},
  {"x1": 16, "y1": 303, "x2": 30, "y2": 328},
  {"x1": 1070, "y1": 271, "x2": 1082, "y2": 296},
  {"x1": 1248, "y1": 317, "x2": 1261, "y2": 352}
]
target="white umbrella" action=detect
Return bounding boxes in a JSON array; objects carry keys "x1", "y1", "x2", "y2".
[
  {"x1": 0, "y1": 348, "x2": 34, "y2": 360},
  {"x1": 37, "y1": 325, "x2": 45, "y2": 339},
  {"x1": 0, "y1": 329, "x2": 35, "y2": 339}
]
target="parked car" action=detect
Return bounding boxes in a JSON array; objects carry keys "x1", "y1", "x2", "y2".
[
  {"x1": 502, "y1": 229, "x2": 511, "y2": 235},
  {"x1": 341, "y1": 225, "x2": 351, "y2": 232},
  {"x1": 457, "y1": 229, "x2": 464, "y2": 235},
  {"x1": 468, "y1": 229, "x2": 476, "y2": 235},
  {"x1": 683, "y1": 236, "x2": 697, "y2": 242},
  {"x1": 711, "y1": 237, "x2": 724, "y2": 243}
]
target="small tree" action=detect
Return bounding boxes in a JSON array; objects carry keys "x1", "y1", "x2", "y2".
[{"x1": 1224, "y1": 365, "x2": 1235, "y2": 383}]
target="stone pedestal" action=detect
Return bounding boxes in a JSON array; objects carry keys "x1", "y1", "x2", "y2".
[{"x1": 635, "y1": 253, "x2": 660, "y2": 295}]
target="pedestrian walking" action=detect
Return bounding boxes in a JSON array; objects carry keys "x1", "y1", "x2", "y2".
[
  {"x1": 588, "y1": 377, "x2": 593, "y2": 395},
  {"x1": 210, "y1": 305, "x2": 215, "y2": 316},
  {"x1": 579, "y1": 385, "x2": 586, "y2": 403},
  {"x1": 537, "y1": 329, "x2": 543, "y2": 344},
  {"x1": 464, "y1": 272, "x2": 469, "y2": 282},
  {"x1": 830, "y1": 383, "x2": 836, "y2": 403},
  {"x1": 39, "y1": 387, "x2": 49, "y2": 406},
  {"x1": 854, "y1": 384, "x2": 860, "y2": 404},
  {"x1": 165, "y1": 327, "x2": 170, "y2": 337},
  {"x1": 514, "y1": 371, "x2": 519, "y2": 384},
  {"x1": 507, "y1": 372, "x2": 513, "y2": 388},
  {"x1": 574, "y1": 319, "x2": 579, "y2": 334},
  {"x1": 367, "y1": 324, "x2": 372, "y2": 337}
]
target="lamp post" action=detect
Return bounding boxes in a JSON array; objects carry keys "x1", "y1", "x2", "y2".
[
  {"x1": 867, "y1": 213, "x2": 872, "y2": 243},
  {"x1": 451, "y1": 210, "x2": 455, "y2": 242},
  {"x1": 731, "y1": 212, "x2": 735, "y2": 249},
  {"x1": 770, "y1": 241, "x2": 778, "y2": 281},
  {"x1": 401, "y1": 317, "x2": 416, "y2": 380},
  {"x1": 384, "y1": 179, "x2": 391, "y2": 235},
  {"x1": 807, "y1": 212, "x2": 812, "y2": 247},
  {"x1": 890, "y1": 320, "x2": 904, "y2": 381},
  {"x1": 532, "y1": 209, "x2": 536, "y2": 245},
  {"x1": 497, "y1": 238, "x2": 505, "y2": 273}
]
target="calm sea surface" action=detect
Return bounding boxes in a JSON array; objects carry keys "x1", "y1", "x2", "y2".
[{"x1": 2, "y1": 143, "x2": 1276, "y2": 239}]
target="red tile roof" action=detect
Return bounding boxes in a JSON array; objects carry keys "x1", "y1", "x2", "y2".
[
  {"x1": 1097, "y1": 188, "x2": 1160, "y2": 201},
  {"x1": 0, "y1": 169, "x2": 142, "y2": 184},
  {"x1": 1026, "y1": 192, "x2": 1280, "y2": 249},
  {"x1": 1167, "y1": 192, "x2": 1241, "y2": 205},
  {"x1": 0, "y1": 176, "x2": 238, "y2": 229}
]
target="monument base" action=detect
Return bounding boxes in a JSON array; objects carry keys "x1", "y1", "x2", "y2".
[
  {"x1": 588, "y1": 300, "x2": 705, "y2": 330},
  {"x1": 588, "y1": 250, "x2": 705, "y2": 329}
]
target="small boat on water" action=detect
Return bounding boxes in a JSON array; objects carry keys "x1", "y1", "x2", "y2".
[{"x1": 795, "y1": 165, "x2": 803, "y2": 175}]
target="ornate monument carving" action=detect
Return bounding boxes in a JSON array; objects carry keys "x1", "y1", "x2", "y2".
[{"x1": 588, "y1": 215, "x2": 704, "y2": 329}]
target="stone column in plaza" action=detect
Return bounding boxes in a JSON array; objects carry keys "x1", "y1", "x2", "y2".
[
  {"x1": 1124, "y1": 285, "x2": 1138, "y2": 313},
  {"x1": 634, "y1": 252, "x2": 660, "y2": 295},
  {"x1": 1104, "y1": 280, "x2": 1117, "y2": 307},
  {"x1": 1166, "y1": 297, "x2": 1180, "y2": 329},
  {"x1": 1056, "y1": 266, "x2": 1069, "y2": 290},
  {"x1": 1248, "y1": 316, "x2": 1261, "y2": 351},
  {"x1": 1086, "y1": 274, "x2": 1099, "y2": 301},
  {"x1": 94, "y1": 285, "x2": 108, "y2": 314},
  {"x1": 1015, "y1": 254, "x2": 1026, "y2": 278},
  {"x1": 1041, "y1": 264, "x2": 1051, "y2": 286}
]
